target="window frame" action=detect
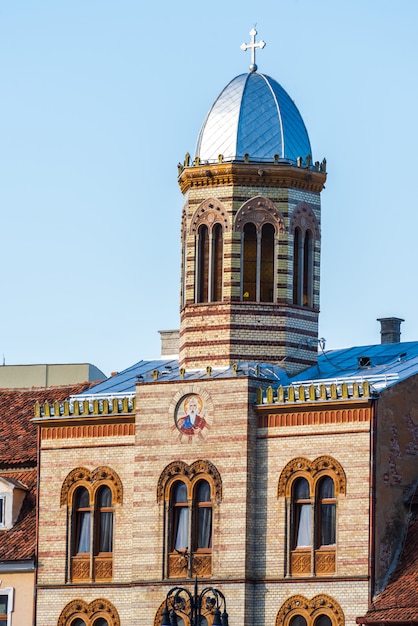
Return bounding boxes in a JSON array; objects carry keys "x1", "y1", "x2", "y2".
[
  {"x1": 242, "y1": 220, "x2": 276, "y2": 303},
  {"x1": 158, "y1": 460, "x2": 222, "y2": 580},
  {"x1": 276, "y1": 593, "x2": 344, "y2": 626},
  {"x1": 0, "y1": 587, "x2": 14, "y2": 626},
  {"x1": 278, "y1": 457, "x2": 346, "y2": 578},
  {"x1": 167, "y1": 477, "x2": 213, "y2": 576},
  {"x1": 196, "y1": 222, "x2": 224, "y2": 303},
  {"x1": 62, "y1": 467, "x2": 122, "y2": 583},
  {"x1": 0, "y1": 496, "x2": 5, "y2": 528}
]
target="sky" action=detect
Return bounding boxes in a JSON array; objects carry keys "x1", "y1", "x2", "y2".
[{"x1": 1, "y1": 1, "x2": 418, "y2": 377}]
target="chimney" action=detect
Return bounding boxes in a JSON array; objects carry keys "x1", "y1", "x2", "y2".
[
  {"x1": 159, "y1": 329, "x2": 180, "y2": 358},
  {"x1": 377, "y1": 317, "x2": 404, "y2": 344}
]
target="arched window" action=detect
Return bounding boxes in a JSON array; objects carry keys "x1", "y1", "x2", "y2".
[
  {"x1": 73, "y1": 487, "x2": 91, "y2": 556},
  {"x1": 158, "y1": 460, "x2": 222, "y2": 579},
  {"x1": 171, "y1": 481, "x2": 189, "y2": 551},
  {"x1": 293, "y1": 226, "x2": 301, "y2": 304},
  {"x1": 290, "y1": 201, "x2": 318, "y2": 308},
  {"x1": 243, "y1": 222, "x2": 257, "y2": 300},
  {"x1": 211, "y1": 223, "x2": 223, "y2": 302},
  {"x1": 62, "y1": 467, "x2": 122, "y2": 583},
  {"x1": 276, "y1": 594, "x2": 344, "y2": 626},
  {"x1": 260, "y1": 223, "x2": 275, "y2": 302},
  {"x1": 96, "y1": 486, "x2": 113, "y2": 555},
  {"x1": 194, "y1": 480, "x2": 212, "y2": 551},
  {"x1": 293, "y1": 227, "x2": 314, "y2": 307},
  {"x1": 168, "y1": 479, "x2": 213, "y2": 577},
  {"x1": 314, "y1": 616, "x2": 332, "y2": 626},
  {"x1": 290, "y1": 616, "x2": 307, "y2": 626},
  {"x1": 316, "y1": 477, "x2": 336, "y2": 548},
  {"x1": 278, "y1": 456, "x2": 346, "y2": 577},
  {"x1": 242, "y1": 221, "x2": 275, "y2": 302},
  {"x1": 197, "y1": 224, "x2": 209, "y2": 302},
  {"x1": 58, "y1": 598, "x2": 119, "y2": 626},
  {"x1": 197, "y1": 223, "x2": 224, "y2": 303},
  {"x1": 303, "y1": 229, "x2": 314, "y2": 306},
  {"x1": 292, "y1": 478, "x2": 312, "y2": 549}
]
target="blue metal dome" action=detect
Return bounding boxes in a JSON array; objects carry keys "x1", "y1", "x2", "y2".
[{"x1": 195, "y1": 72, "x2": 312, "y2": 164}]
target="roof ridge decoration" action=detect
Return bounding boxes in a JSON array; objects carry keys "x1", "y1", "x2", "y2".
[
  {"x1": 34, "y1": 395, "x2": 135, "y2": 418},
  {"x1": 256, "y1": 379, "x2": 373, "y2": 405},
  {"x1": 240, "y1": 27, "x2": 266, "y2": 72}
]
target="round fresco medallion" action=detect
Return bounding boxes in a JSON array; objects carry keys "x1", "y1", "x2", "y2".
[{"x1": 174, "y1": 394, "x2": 210, "y2": 443}]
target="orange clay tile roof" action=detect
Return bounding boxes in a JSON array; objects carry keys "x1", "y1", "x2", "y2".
[
  {"x1": 357, "y1": 510, "x2": 418, "y2": 624},
  {"x1": 0, "y1": 382, "x2": 93, "y2": 562},
  {"x1": 0, "y1": 383, "x2": 94, "y2": 466}
]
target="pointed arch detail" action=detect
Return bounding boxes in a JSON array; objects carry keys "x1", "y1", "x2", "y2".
[
  {"x1": 60, "y1": 466, "x2": 123, "y2": 505},
  {"x1": 289, "y1": 202, "x2": 320, "y2": 239},
  {"x1": 190, "y1": 198, "x2": 230, "y2": 234},
  {"x1": 275, "y1": 594, "x2": 345, "y2": 626},
  {"x1": 157, "y1": 459, "x2": 222, "y2": 502},
  {"x1": 277, "y1": 455, "x2": 346, "y2": 497},
  {"x1": 234, "y1": 196, "x2": 285, "y2": 234},
  {"x1": 57, "y1": 598, "x2": 120, "y2": 626}
]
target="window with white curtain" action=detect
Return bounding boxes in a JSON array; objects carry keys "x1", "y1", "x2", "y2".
[
  {"x1": 70, "y1": 480, "x2": 115, "y2": 582},
  {"x1": 168, "y1": 478, "x2": 213, "y2": 577}
]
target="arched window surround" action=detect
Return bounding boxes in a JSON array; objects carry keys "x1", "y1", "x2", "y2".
[
  {"x1": 190, "y1": 199, "x2": 229, "y2": 304},
  {"x1": 158, "y1": 460, "x2": 222, "y2": 579},
  {"x1": 61, "y1": 467, "x2": 122, "y2": 583},
  {"x1": 278, "y1": 456, "x2": 346, "y2": 577},
  {"x1": 57, "y1": 598, "x2": 120, "y2": 626},
  {"x1": 275, "y1": 594, "x2": 344, "y2": 626},
  {"x1": 234, "y1": 196, "x2": 285, "y2": 303}
]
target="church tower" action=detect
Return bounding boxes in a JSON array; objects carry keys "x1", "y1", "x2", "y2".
[{"x1": 178, "y1": 30, "x2": 326, "y2": 375}]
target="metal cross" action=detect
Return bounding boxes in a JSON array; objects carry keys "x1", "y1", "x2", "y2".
[{"x1": 240, "y1": 27, "x2": 266, "y2": 72}]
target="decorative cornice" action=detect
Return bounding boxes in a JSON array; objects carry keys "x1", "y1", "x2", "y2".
[{"x1": 178, "y1": 162, "x2": 326, "y2": 194}]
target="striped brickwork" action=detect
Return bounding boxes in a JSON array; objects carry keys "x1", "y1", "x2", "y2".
[
  {"x1": 253, "y1": 389, "x2": 372, "y2": 626},
  {"x1": 180, "y1": 302, "x2": 319, "y2": 374},
  {"x1": 178, "y1": 161, "x2": 326, "y2": 374},
  {"x1": 35, "y1": 374, "x2": 379, "y2": 625}
]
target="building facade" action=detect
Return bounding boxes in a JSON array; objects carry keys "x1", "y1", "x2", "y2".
[{"x1": 33, "y1": 31, "x2": 417, "y2": 626}]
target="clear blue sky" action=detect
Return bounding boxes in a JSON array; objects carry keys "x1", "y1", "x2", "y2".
[{"x1": 1, "y1": 1, "x2": 417, "y2": 376}]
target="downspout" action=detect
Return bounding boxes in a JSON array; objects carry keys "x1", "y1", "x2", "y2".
[
  {"x1": 34, "y1": 418, "x2": 41, "y2": 626},
  {"x1": 368, "y1": 398, "x2": 377, "y2": 607}
]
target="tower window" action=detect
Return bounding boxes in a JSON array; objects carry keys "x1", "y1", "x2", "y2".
[
  {"x1": 243, "y1": 221, "x2": 275, "y2": 302},
  {"x1": 293, "y1": 227, "x2": 314, "y2": 307},
  {"x1": 197, "y1": 223, "x2": 223, "y2": 303}
]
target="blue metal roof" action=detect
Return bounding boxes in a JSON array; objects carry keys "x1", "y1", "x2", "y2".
[
  {"x1": 195, "y1": 72, "x2": 312, "y2": 165},
  {"x1": 73, "y1": 342, "x2": 418, "y2": 400},
  {"x1": 291, "y1": 341, "x2": 418, "y2": 392},
  {"x1": 75, "y1": 360, "x2": 287, "y2": 398}
]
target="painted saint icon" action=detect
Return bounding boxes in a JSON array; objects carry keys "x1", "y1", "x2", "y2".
[{"x1": 175, "y1": 395, "x2": 209, "y2": 442}]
